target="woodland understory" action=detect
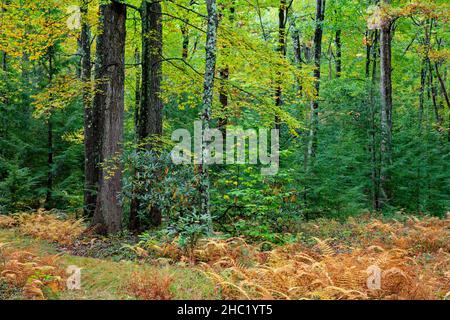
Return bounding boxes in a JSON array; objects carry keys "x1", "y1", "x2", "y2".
[{"x1": 0, "y1": 0, "x2": 449, "y2": 300}]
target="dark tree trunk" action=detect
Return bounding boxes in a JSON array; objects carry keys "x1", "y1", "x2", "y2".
[
  {"x1": 292, "y1": 26, "x2": 302, "y2": 95},
  {"x1": 81, "y1": 0, "x2": 96, "y2": 217},
  {"x1": 307, "y1": 0, "x2": 325, "y2": 159},
  {"x1": 367, "y1": 29, "x2": 380, "y2": 211},
  {"x1": 92, "y1": 2, "x2": 126, "y2": 234},
  {"x1": 275, "y1": 0, "x2": 287, "y2": 130},
  {"x1": 335, "y1": 29, "x2": 342, "y2": 77},
  {"x1": 379, "y1": 2, "x2": 393, "y2": 209},
  {"x1": 181, "y1": 25, "x2": 189, "y2": 60},
  {"x1": 44, "y1": 46, "x2": 54, "y2": 209},
  {"x1": 129, "y1": 0, "x2": 163, "y2": 231},
  {"x1": 434, "y1": 62, "x2": 449, "y2": 110},
  {"x1": 218, "y1": 3, "x2": 235, "y2": 135}
]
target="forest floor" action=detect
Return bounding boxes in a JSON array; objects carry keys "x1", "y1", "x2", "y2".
[
  {"x1": 0, "y1": 228, "x2": 217, "y2": 299},
  {"x1": 0, "y1": 211, "x2": 449, "y2": 300}
]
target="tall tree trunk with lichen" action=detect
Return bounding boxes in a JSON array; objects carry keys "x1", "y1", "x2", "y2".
[
  {"x1": 199, "y1": 0, "x2": 218, "y2": 234},
  {"x1": 92, "y1": 2, "x2": 126, "y2": 234}
]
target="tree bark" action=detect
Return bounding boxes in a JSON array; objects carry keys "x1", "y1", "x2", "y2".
[
  {"x1": 130, "y1": 0, "x2": 163, "y2": 231},
  {"x1": 81, "y1": 0, "x2": 97, "y2": 217},
  {"x1": 379, "y1": 2, "x2": 393, "y2": 208},
  {"x1": 307, "y1": 0, "x2": 325, "y2": 159},
  {"x1": 199, "y1": 0, "x2": 219, "y2": 234},
  {"x1": 92, "y1": 2, "x2": 126, "y2": 234}
]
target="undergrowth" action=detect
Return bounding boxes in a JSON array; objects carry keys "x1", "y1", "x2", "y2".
[
  {"x1": 1, "y1": 209, "x2": 85, "y2": 245},
  {"x1": 0, "y1": 242, "x2": 66, "y2": 299},
  {"x1": 133, "y1": 215, "x2": 450, "y2": 300}
]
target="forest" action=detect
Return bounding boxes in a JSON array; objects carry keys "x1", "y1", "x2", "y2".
[{"x1": 0, "y1": 0, "x2": 449, "y2": 301}]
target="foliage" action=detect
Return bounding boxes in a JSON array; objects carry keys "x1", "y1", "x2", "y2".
[
  {"x1": 124, "y1": 272, "x2": 174, "y2": 300},
  {"x1": 8, "y1": 210, "x2": 86, "y2": 245},
  {"x1": 201, "y1": 215, "x2": 450, "y2": 300},
  {"x1": 122, "y1": 150, "x2": 210, "y2": 250},
  {"x1": 0, "y1": 242, "x2": 66, "y2": 300}
]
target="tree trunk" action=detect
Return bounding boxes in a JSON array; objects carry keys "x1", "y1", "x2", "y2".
[
  {"x1": 92, "y1": 2, "x2": 126, "y2": 234},
  {"x1": 81, "y1": 0, "x2": 96, "y2": 217},
  {"x1": 130, "y1": 0, "x2": 163, "y2": 231},
  {"x1": 368, "y1": 29, "x2": 380, "y2": 211},
  {"x1": 199, "y1": 0, "x2": 219, "y2": 234},
  {"x1": 218, "y1": 3, "x2": 234, "y2": 135},
  {"x1": 44, "y1": 46, "x2": 54, "y2": 209},
  {"x1": 275, "y1": 0, "x2": 287, "y2": 130},
  {"x1": 307, "y1": 0, "x2": 325, "y2": 159},
  {"x1": 129, "y1": 48, "x2": 141, "y2": 232},
  {"x1": 379, "y1": 2, "x2": 393, "y2": 209},
  {"x1": 335, "y1": 29, "x2": 342, "y2": 77},
  {"x1": 291, "y1": 26, "x2": 302, "y2": 95}
]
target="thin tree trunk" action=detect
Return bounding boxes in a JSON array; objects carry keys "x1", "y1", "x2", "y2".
[
  {"x1": 335, "y1": 29, "x2": 341, "y2": 77},
  {"x1": 291, "y1": 26, "x2": 303, "y2": 95},
  {"x1": 92, "y1": 2, "x2": 126, "y2": 234},
  {"x1": 81, "y1": 0, "x2": 96, "y2": 217},
  {"x1": 434, "y1": 62, "x2": 450, "y2": 110},
  {"x1": 428, "y1": 61, "x2": 442, "y2": 125},
  {"x1": 130, "y1": 0, "x2": 163, "y2": 231},
  {"x1": 369, "y1": 29, "x2": 379, "y2": 211},
  {"x1": 129, "y1": 48, "x2": 141, "y2": 232},
  {"x1": 218, "y1": 3, "x2": 235, "y2": 136},
  {"x1": 379, "y1": 1, "x2": 393, "y2": 209},
  {"x1": 275, "y1": 0, "x2": 287, "y2": 130},
  {"x1": 199, "y1": 0, "x2": 219, "y2": 234},
  {"x1": 307, "y1": 0, "x2": 325, "y2": 159},
  {"x1": 44, "y1": 46, "x2": 54, "y2": 209},
  {"x1": 181, "y1": 25, "x2": 189, "y2": 60}
]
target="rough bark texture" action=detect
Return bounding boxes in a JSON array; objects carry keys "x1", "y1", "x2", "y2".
[
  {"x1": 130, "y1": 0, "x2": 163, "y2": 231},
  {"x1": 307, "y1": 0, "x2": 325, "y2": 158},
  {"x1": 200, "y1": 0, "x2": 219, "y2": 234},
  {"x1": 81, "y1": 0, "x2": 96, "y2": 217},
  {"x1": 92, "y1": 2, "x2": 126, "y2": 234},
  {"x1": 379, "y1": 5, "x2": 393, "y2": 208}
]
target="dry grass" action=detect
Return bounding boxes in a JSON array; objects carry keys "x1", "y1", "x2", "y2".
[{"x1": 0, "y1": 242, "x2": 66, "y2": 299}]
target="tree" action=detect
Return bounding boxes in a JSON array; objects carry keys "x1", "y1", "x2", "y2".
[
  {"x1": 199, "y1": 0, "x2": 219, "y2": 234},
  {"x1": 91, "y1": 1, "x2": 127, "y2": 234},
  {"x1": 307, "y1": 0, "x2": 326, "y2": 159},
  {"x1": 379, "y1": 0, "x2": 393, "y2": 208},
  {"x1": 80, "y1": 0, "x2": 96, "y2": 217},
  {"x1": 130, "y1": 0, "x2": 164, "y2": 231}
]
